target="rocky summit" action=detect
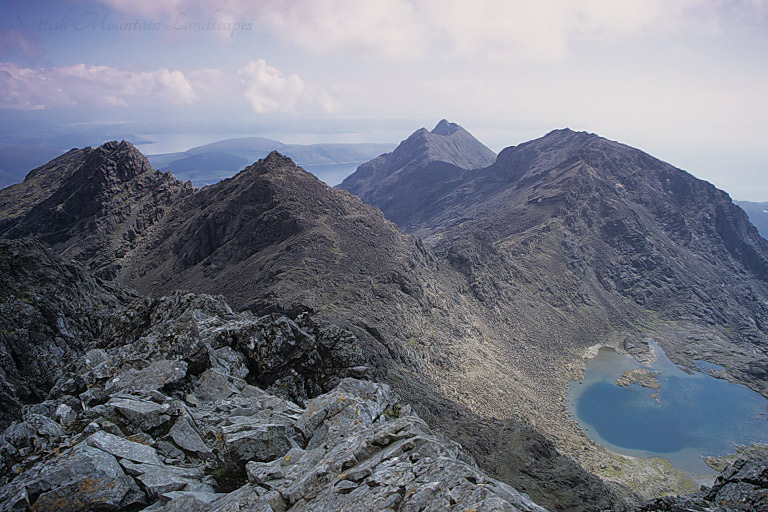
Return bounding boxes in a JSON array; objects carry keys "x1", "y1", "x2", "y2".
[
  {"x1": 0, "y1": 141, "x2": 194, "y2": 279},
  {"x1": 338, "y1": 120, "x2": 496, "y2": 230}
]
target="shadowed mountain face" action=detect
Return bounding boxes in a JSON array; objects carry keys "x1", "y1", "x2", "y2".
[
  {"x1": 0, "y1": 141, "x2": 194, "y2": 279},
  {"x1": 338, "y1": 120, "x2": 496, "y2": 229}
]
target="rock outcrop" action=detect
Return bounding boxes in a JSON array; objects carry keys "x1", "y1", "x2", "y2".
[{"x1": 635, "y1": 457, "x2": 768, "y2": 511}]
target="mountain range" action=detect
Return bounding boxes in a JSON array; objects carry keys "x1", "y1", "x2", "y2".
[{"x1": 1, "y1": 120, "x2": 767, "y2": 510}]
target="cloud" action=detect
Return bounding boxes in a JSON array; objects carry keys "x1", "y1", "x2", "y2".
[
  {"x1": 93, "y1": 0, "x2": 768, "y2": 60},
  {"x1": 0, "y1": 62, "x2": 197, "y2": 110},
  {"x1": 0, "y1": 59, "x2": 338, "y2": 115},
  {"x1": 237, "y1": 59, "x2": 339, "y2": 113}
]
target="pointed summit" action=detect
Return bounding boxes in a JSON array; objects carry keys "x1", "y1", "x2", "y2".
[
  {"x1": 0, "y1": 141, "x2": 194, "y2": 278},
  {"x1": 337, "y1": 121, "x2": 495, "y2": 228},
  {"x1": 431, "y1": 119, "x2": 460, "y2": 136}
]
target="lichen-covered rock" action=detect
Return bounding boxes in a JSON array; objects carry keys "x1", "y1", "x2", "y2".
[
  {"x1": 108, "y1": 397, "x2": 172, "y2": 431},
  {"x1": 85, "y1": 430, "x2": 162, "y2": 465}
]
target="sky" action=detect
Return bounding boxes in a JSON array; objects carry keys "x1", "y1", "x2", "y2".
[{"x1": 0, "y1": 0, "x2": 767, "y2": 199}]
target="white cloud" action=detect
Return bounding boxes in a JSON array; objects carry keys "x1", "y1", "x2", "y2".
[
  {"x1": 94, "y1": 0, "x2": 768, "y2": 60},
  {"x1": 237, "y1": 59, "x2": 338, "y2": 113},
  {"x1": 0, "y1": 62, "x2": 197, "y2": 110},
  {"x1": 0, "y1": 59, "x2": 338, "y2": 115}
]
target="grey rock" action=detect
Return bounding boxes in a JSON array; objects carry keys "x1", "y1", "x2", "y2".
[
  {"x1": 210, "y1": 346, "x2": 249, "y2": 380},
  {"x1": 156, "y1": 440, "x2": 186, "y2": 462},
  {"x1": 105, "y1": 359, "x2": 187, "y2": 395},
  {"x1": 155, "y1": 492, "x2": 219, "y2": 512},
  {"x1": 0, "y1": 444, "x2": 143, "y2": 512},
  {"x1": 222, "y1": 423, "x2": 294, "y2": 465},
  {"x1": 85, "y1": 430, "x2": 162, "y2": 465},
  {"x1": 295, "y1": 378, "x2": 389, "y2": 449},
  {"x1": 120, "y1": 459, "x2": 209, "y2": 498},
  {"x1": 54, "y1": 403, "x2": 77, "y2": 426},
  {"x1": 79, "y1": 387, "x2": 107, "y2": 408},
  {"x1": 205, "y1": 484, "x2": 263, "y2": 511},
  {"x1": 83, "y1": 349, "x2": 110, "y2": 369},
  {"x1": 108, "y1": 396, "x2": 171, "y2": 431},
  {"x1": 246, "y1": 459, "x2": 285, "y2": 486},
  {"x1": 2, "y1": 414, "x2": 64, "y2": 453},
  {"x1": 193, "y1": 370, "x2": 239, "y2": 402},
  {"x1": 168, "y1": 415, "x2": 213, "y2": 458}
]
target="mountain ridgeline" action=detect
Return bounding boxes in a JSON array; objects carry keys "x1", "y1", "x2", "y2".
[{"x1": 1, "y1": 121, "x2": 768, "y2": 510}]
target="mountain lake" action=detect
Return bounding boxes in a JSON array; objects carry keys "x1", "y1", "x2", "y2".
[{"x1": 566, "y1": 341, "x2": 768, "y2": 475}]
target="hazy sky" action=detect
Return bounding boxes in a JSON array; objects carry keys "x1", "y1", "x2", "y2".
[{"x1": 1, "y1": 0, "x2": 767, "y2": 199}]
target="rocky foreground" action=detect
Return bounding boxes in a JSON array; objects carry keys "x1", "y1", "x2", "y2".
[{"x1": 0, "y1": 239, "x2": 547, "y2": 511}]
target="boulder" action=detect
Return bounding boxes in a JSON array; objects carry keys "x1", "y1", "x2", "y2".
[
  {"x1": 167, "y1": 415, "x2": 213, "y2": 458},
  {"x1": 108, "y1": 396, "x2": 171, "y2": 431},
  {"x1": 105, "y1": 360, "x2": 187, "y2": 395},
  {"x1": 2, "y1": 445, "x2": 143, "y2": 511},
  {"x1": 85, "y1": 430, "x2": 162, "y2": 465},
  {"x1": 120, "y1": 460, "x2": 209, "y2": 498}
]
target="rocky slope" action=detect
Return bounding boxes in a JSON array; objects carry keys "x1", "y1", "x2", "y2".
[
  {"x1": 0, "y1": 141, "x2": 194, "y2": 279},
  {"x1": 338, "y1": 120, "x2": 496, "y2": 230},
  {"x1": 0, "y1": 239, "x2": 133, "y2": 430},
  {"x1": 0, "y1": 239, "x2": 549, "y2": 512}
]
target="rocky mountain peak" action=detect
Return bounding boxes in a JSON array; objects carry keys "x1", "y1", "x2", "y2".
[
  {"x1": 337, "y1": 120, "x2": 496, "y2": 225},
  {"x1": 431, "y1": 118, "x2": 461, "y2": 135},
  {"x1": 0, "y1": 140, "x2": 195, "y2": 278}
]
